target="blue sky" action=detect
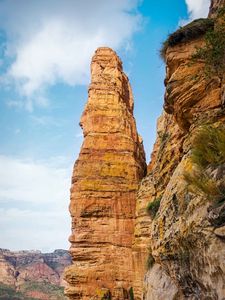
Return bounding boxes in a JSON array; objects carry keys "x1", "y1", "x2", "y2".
[{"x1": 0, "y1": 0, "x2": 210, "y2": 251}]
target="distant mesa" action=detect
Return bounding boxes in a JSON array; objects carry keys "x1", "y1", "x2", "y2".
[{"x1": 0, "y1": 248, "x2": 71, "y2": 300}]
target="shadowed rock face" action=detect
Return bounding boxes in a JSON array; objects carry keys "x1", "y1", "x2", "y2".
[
  {"x1": 64, "y1": 47, "x2": 146, "y2": 299},
  {"x1": 132, "y1": 1, "x2": 225, "y2": 299}
]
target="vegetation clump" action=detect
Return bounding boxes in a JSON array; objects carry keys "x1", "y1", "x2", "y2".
[
  {"x1": 184, "y1": 125, "x2": 225, "y2": 202},
  {"x1": 191, "y1": 9, "x2": 225, "y2": 78},
  {"x1": 190, "y1": 125, "x2": 225, "y2": 168},
  {"x1": 129, "y1": 287, "x2": 134, "y2": 300},
  {"x1": 146, "y1": 197, "x2": 161, "y2": 218},
  {"x1": 160, "y1": 18, "x2": 214, "y2": 61},
  {"x1": 0, "y1": 283, "x2": 34, "y2": 300},
  {"x1": 20, "y1": 281, "x2": 66, "y2": 300},
  {"x1": 183, "y1": 168, "x2": 222, "y2": 199}
]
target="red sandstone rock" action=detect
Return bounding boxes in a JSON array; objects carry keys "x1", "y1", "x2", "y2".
[
  {"x1": 64, "y1": 47, "x2": 146, "y2": 299},
  {"x1": 0, "y1": 249, "x2": 71, "y2": 299}
]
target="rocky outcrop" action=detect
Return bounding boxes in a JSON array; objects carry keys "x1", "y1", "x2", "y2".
[
  {"x1": 134, "y1": 0, "x2": 225, "y2": 299},
  {"x1": 65, "y1": 1, "x2": 225, "y2": 299},
  {"x1": 132, "y1": 112, "x2": 184, "y2": 299},
  {"x1": 0, "y1": 248, "x2": 71, "y2": 299},
  {"x1": 64, "y1": 47, "x2": 146, "y2": 299}
]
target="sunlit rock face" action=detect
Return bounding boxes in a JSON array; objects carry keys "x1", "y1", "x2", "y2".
[
  {"x1": 0, "y1": 249, "x2": 71, "y2": 299},
  {"x1": 64, "y1": 1, "x2": 225, "y2": 299},
  {"x1": 164, "y1": 38, "x2": 221, "y2": 132},
  {"x1": 64, "y1": 47, "x2": 146, "y2": 300}
]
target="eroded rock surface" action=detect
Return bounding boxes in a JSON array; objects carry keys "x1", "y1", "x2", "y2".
[
  {"x1": 64, "y1": 47, "x2": 146, "y2": 299},
  {"x1": 65, "y1": 1, "x2": 225, "y2": 299},
  {"x1": 134, "y1": 1, "x2": 225, "y2": 299}
]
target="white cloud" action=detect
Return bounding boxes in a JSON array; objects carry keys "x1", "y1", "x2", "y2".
[
  {"x1": 184, "y1": 0, "x2": 211, "y2": 22},
  {"x1": 0, "y1": 0, "x2": 142, "y2": 110},
  {"x1": 0, "y1": 155, "x2": 72, "y2": 251}
]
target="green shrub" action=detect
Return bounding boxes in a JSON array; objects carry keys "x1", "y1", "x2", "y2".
[
  {"x1": 20, "y1": 281, "x2": 66, "y2": 299},
  {"x1": 129, "y1": 287, "x2": 134, "y2": 300},
  {"x1": 146, "y1": 197, "x2": 161, "y2": 218},
  {"x1": 184, "y1": 125, "x2": 225, "y2": 202},
  {"x1": 146, "y1": 253, "x2": 155, "y2": 270},
  {"x1": 190, "y1": 125, "x2": 225, "y2": 168},
  {"x1": 183, "y1": 169, "x2": 222, "y2": 199},
  {"x1": 0, "y1": 283, "x2": 34, "y2": 300},
  {"x1": 192, "y1": 12, "x2": 225, "y2": 78},
  {"x1": 160, "y1": 18, "x2": 214, "y2": 61}
]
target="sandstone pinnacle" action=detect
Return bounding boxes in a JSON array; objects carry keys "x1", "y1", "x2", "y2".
[{"x1": 64, "y1": 47, "x2": 146, "y2": 300}]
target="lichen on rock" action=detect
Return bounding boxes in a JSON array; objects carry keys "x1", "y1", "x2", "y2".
[
  {"x1": 64, "y1": 47, "x2": 146, "y2": 300},
  {"x1": 136, "y1": 1, "x2": 225, "y2": 299}
]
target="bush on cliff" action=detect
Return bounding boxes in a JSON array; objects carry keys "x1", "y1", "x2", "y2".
[
  {"x1": 192, "y1": 10, "x2": 225, "y2": 78},
  {"x1": 146, "y1": 197, "x2": 161, "y2": 218},
  {"x1": 160, "y1": 18, "x2": 214, "y2": 61},
  {"x1": 183, "y1": 168, "x2": 222, "y2": 199},
  {"x1": 191, "y1": 125, "x2": 225, "y2": 168},
  {"x1": 184, "y1": 125, "x2": 225, "y2": 202}
]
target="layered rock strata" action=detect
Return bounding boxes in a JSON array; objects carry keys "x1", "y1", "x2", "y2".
[
  {"x1": 64, "y1": 47, "x2": 146, "y2": 299},
  {"x1": 133, "y1": 0, "x2": 225, "y2": 299},
  {"x1": 0, "y1": 248, "x2": 71, "y2": 286},
  {"x1": 0, "y1": 249, "x2": 71, "y2": 299},
  {"x1": 132, "y1": 112, "x2": 184, "y2": 299}
]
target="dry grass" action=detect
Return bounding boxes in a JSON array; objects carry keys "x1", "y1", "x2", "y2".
[
  {"x1": 184, "y1": 125, "x2": 225, "y2": 202},
  {"x1": 146, "y1": 197, "x2": 161, "y2": 218},
  {"x1": 160, "y1": 18, "x2": 214, "y2": 61},
  {"x1": 190, "y1": 125, "x2": 225, "y2": 168},
  {"x1": 183, "y1": 169, "x2": 222, "y2": 200}
]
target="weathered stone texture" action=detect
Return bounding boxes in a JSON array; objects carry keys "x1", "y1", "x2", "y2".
[
  {"x1": 64, "y1": 47, "x2": 146, "y2": 299},
  {"x1": 135, "y1": 1, "x2": 225, "y2": 299},
  {"x1": 132, "y1": 112, "x2": 184, "y2": 299}
]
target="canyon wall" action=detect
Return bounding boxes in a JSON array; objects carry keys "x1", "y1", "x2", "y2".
[
  {"x1": 133, "y1": 1, "x2": 225, "y2": 299},
  {"x1": 0, "y1": 248, "x2": 71, "y2": 299},
  {"x1": 65, "y1": 1, "x2": 225, "y2": 299},
  {"x1": 64, "y1": 47, "x2": 146, "y2": 299}
]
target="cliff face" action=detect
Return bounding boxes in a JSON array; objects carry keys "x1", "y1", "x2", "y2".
[
  {"x1": 0, "y1": 248, "x2": 71, "y2": 299},
  {"x1": 134, "y1": 1, "x2": 225, "y2": 299},
  {"x1": 132, "y1": 112, "x2": 184, "y2": 299},
  {"x1": 64, "y1": 47, "x2": 146, "y2": 299},
  {"x1": 65, "y1": 1, "x2": 225, "y2": 299}
]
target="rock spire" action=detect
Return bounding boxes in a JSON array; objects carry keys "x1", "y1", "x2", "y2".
[{"x1": 64, "y1": 47, "x2": 146, "y2": 299}]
